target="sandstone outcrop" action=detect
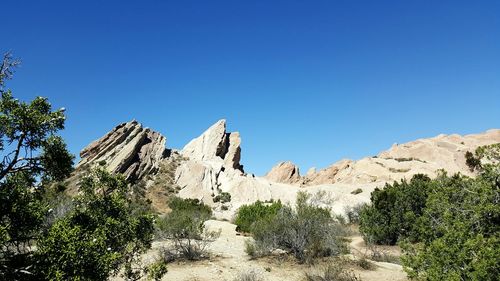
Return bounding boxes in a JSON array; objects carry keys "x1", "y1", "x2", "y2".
[
  {"x1": 181, "y1": 119, "x2": 243, "y2": 172},
  {"x1": 265, "y1": 129, "x2": 500, "y2": 186},
  {"x1": 264, "y1": 161, "x2": 301, "y2": 184},
  {"x1": 78, "y1": 120, "x2": 167, "y2": 181}
]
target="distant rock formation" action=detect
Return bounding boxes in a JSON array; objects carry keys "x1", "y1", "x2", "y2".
[
  {"x1": 265, "y1": 161, "x2": 301, "y2": 185},
  {"x1": 78, "y1": 120, "x2": 166, "y2": 181},
  {"x1": 264, "y1": 129, "x2": 500, "y2": 186}
]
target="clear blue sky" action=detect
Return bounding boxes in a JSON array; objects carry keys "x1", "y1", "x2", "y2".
[{"x1": 3, "y1": 0, "x2": 500, "y2": 175}]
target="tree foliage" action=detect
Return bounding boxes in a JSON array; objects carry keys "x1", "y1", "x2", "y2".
[
  {"x1": 0, "y1": 52, "x2": 74, "y2": 279},
  {"x1": 359, "y1": 174, "x2": 432, "y2": 245},
  {"x1": 401, "y1": 147, "x2": 500, "y2": 281},
  {"x1": 34, "y1": 168, "x2": 155, "y2": 281},
  {"x1": 234, "y1": 200, "x2": 283, "y2": 233}
]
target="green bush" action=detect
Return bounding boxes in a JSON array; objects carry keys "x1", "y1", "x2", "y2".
[
  {"x1": 213, "y1": 192, "x2": 232, "y2": 203},
  {"x1": 156, "y1": 197, "x2": 219, "y2": 260},
  {"x1": 146, "y1": 259, "x2": 168, "y2": 281},
  {"x1": 247, "y1": 192, "x2": 348, "y2": 263},
  {"x1": 234, "y1": 200, "x2": 283, "y2": 233},
  {"x1": 401, "y1": 170, "x2": 500, "y2": 280},
  {"x1": 34, "y1": 168, "x2": 155, "y2": 281},
  {"x1": 359, "y1": 174, "x2": 432, "y2": 245}
]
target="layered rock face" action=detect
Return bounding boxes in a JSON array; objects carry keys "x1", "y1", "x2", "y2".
[
  {"x1": 181, "y1": 119, "x2": 243, "y2": 172},
  {"x1": 265, "y1": 129, "x2": 500, "y2": 186},
  {"x1": 78, "y1": 120, "x2": 166, "y2": 181}
]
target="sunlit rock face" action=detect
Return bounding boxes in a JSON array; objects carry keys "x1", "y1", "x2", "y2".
[{"x1": 78, "y1": 120, "x2": 167, "y2": 181}]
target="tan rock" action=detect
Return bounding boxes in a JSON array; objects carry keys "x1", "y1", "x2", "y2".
[
  {"x1": 78, "y1": 120, "x2": 166, "y2": 181},
  {"x1": 264, "y1": 161, "x2": 301, "y2": 184}
]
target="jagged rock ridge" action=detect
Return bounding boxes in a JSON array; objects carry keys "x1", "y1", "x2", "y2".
[
  {"x1": 78, "y1": 120, "x2": 167, "y2": 181},
  {"x1": 265, "y1": 129, "x2": 500, "y2": 186}
]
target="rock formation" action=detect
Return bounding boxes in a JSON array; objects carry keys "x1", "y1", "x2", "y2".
[
  {"x1": 181, "y1": 119, "x2": 243, "y2": 172},
  {"x1": 265, "y1": 129, "x2": 500, "y2": 186},
  {"x1": 76, "y1": 118, "x2": 500, "y2": 219},
  {"x1": 264, "y1": 161, "x2": 301, "y2": 184},
  {"x1": 78, "y1": 120, "x2": 166, "y2": 181}
]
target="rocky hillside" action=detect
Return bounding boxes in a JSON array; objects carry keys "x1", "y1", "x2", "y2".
[
  {"x1": 76, "y1": 120, "x2": 499, "y2": 217},
  {"x1": 265, "y1": 129, "x2": 500, "y2": 186}
]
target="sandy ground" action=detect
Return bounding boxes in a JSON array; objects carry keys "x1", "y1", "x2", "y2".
[{"x1": 117, "y1": 220, "x2": 408, "y2": 281}]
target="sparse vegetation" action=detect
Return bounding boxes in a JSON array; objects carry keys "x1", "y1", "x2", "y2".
[
  {"x1": 388, "y1": 167, "x2": 410, "y2": 173},
  {"x1": 245, "y1": 192, "x2": 348, "y2": 263},
  {"x1": 350, "y1": 188, "x2": 363, "y2": 195},
  {"x1": 234, "y1": 268, "x2": 263, "y2": 281},
  {"x1": 304, "y1": 261, "x2": 361, "y2": 281},
  {"x1": 156, "y1": 197, "x2": 220, "y2": 261},
  {"x1": 213, "y1": 191, "x2": 232, "y2": 203},
  {"x1": 344, "y1": 203, "x2": 366, "y2": 224}
]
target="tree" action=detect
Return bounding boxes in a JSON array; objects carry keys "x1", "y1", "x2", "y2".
[
  {"x1": 401, "y1": 145, "x2": 500, "y2": 280},
  {"x1": 34, "y1": 168, "x2": 155, "y2": 281},
  {"x1": 359, "y1": 174, "x2": 432, "y2": 245},
  {"x1": 0, "y1": 52, "x2": 74, "y2": 280}
]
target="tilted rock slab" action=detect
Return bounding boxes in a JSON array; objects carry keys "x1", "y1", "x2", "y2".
[{"x1": 78, "y1": 120, "x2": 166, "y2": 181}]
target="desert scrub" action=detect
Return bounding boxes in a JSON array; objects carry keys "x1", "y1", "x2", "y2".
[
  {"x1": 146, "y1": 260, "x2": 168, "y2": 281},
  {"x1": 234, "y1": 268, "x2": 263, "y2": 281},
  {"x1": 246, "y1": 192, "x2": 349, "y2": 264},
  {"x1": 304, "y1": 261, "x2": 361, "y2": 281},
  {"x1": 350, "y1": 188, "x2": 363, "y2": 195},
  {"x1": 155, "y1": 197, "x2": 220, "y2": 260},
  {"x1": 234, "y1": 200, "x2": 283, "y2": 233},
  {"x1": 213, "y1": 191, "x2": 232, "y2": 203},
  {"x1": 344, "y1": 203, "x2": 366, "y2": 225}
]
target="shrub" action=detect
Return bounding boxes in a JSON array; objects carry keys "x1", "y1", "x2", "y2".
[
  {"x1": 355, "y1": 257, "x2": 375, "y2": 270},
  {"x1": 247, "y1": 192, "x2": 348, "y2": 263},
  {"x1": 359, "y1": 174, "x2": 432, "y2": 245},
  {"x1": 156, "y1": 197, "x2": 219, "y2": 260},
  {"x1": 344, "y1": 203, "x2": 366, "y2": 224},
  {"x1": 350, "y1": 188, "x2": 363, "y2": 195},
  {"x1": 234, "y1": 268, "x2": 263, "y2": 281},
  {"x1": 213, "y1": 192, "x2": 232, "y2": 203},
  {"x1": 234, "y1": 200, "x2": 283, "y2": 233},
  {"x1": 146, "y1": 259, "x2": 168, "y2": 281},
  {"x1": 304, "y1": 261, "x2": 361, "y2": 281}
]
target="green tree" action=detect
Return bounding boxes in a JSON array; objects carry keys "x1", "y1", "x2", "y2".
[
  {"x1": 0, "y1": 52, "x2": 74, "y2": 280},
  {"x1": 359, "y1": 174, "x2": 432, "y2": 245},
  {"x1": 401, "y1": 145, "x2": 500, "y2": 280},
  {"x1": 34, "y1": 168, "x2": 155, "y2": 281}
]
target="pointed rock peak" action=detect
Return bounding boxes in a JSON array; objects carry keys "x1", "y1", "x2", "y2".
[
  {"x1": 78, "y1": 120, "x2": 167, "y2": 181},
  {"x1": 265, "y1": 161, "x2": 301, "y2": 184},
  {"x1": 181, "y1": 119, "x2": 243, "y2": 172}
]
